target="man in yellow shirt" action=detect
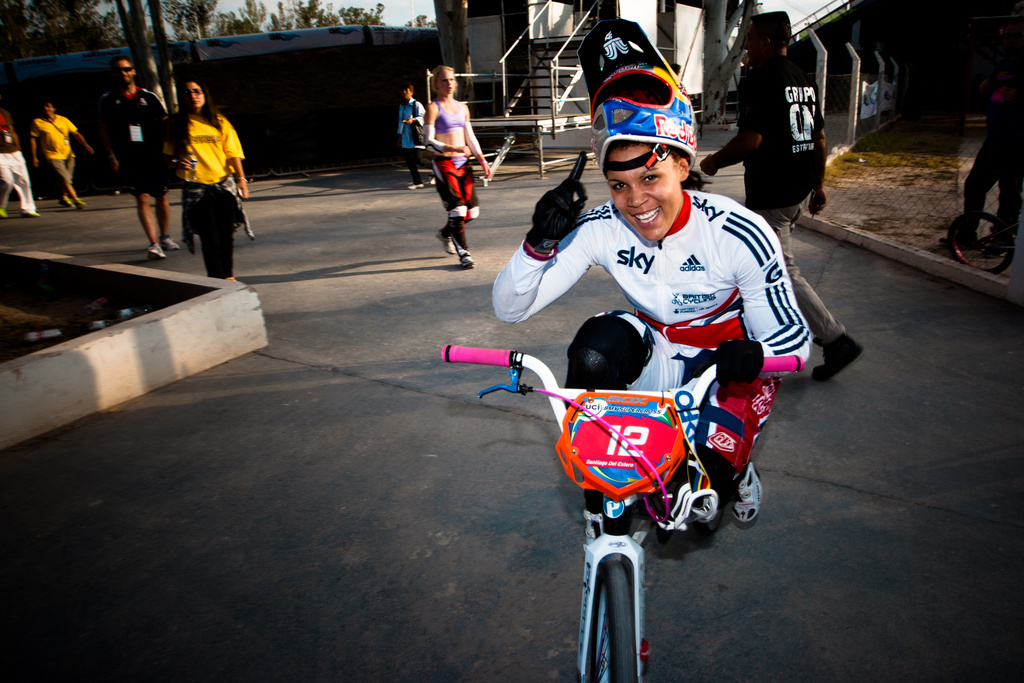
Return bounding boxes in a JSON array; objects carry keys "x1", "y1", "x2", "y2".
[{"x1": 30, "y1": 102, "x2": 93, "y2": 209}]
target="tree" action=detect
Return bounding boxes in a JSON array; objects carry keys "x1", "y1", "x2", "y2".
[
  {"x1": 339, "y1": 2, "x2": 384, "y2": 25},
  {"x1": 265, "y1": 0, "x2": 350, "y2": 30},
  {"x1": 702, "y1": 0, "x2": 756, "y2": 125},
  {"x1": 164, "y1": 0, "x2": 219, "y2": 39},
  {"x1": 406, "y1": 14, "x2": 435, "y2": 28},
  {"x1": 0, "y1": 0, "x2": 33, "y2": 61},
  {"x1": 267, "y1": 1, "x2": 293, "y2": 30},
  {"x1": 126, "y1": 0, "x2": 164, "y2": 102},
  {"x1": 0, "y1": 0, "x2": 119, "y2": 62},
  {"x1": 215, "y1": 0, "x2": 268, "y2": 35},
  {"x1": 433, "y1": 0, "x2": 472, "y2": 101},
  {"x1": 148, "y1": 0, "x2": 177, "y2": 111},
  {"x1": 292, "y1": 0, "x2": 338, "y2": 28}
]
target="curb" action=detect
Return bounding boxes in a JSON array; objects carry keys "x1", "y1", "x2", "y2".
[
  {"x1": 798, "y1": 215, "x2": 1013, "y2": 304},
  {"x1": 0, "y1": 249, "x2": 269, "y2": 451}
]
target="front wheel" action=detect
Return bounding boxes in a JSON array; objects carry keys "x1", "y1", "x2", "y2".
[
  {"x1": 947, "y1": 211, "x2": 1016, "y2": 273},
  {"x1": 588, "y1": 557, "x2": 638, "y2": 683}
]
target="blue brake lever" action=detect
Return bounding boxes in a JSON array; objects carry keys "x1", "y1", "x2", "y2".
[{"x1": 478, "y1": 367, "x2": 521, "y2": 398}]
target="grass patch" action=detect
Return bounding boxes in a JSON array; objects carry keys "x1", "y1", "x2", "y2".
[
  {"x1": 826, "y1": 130, "x2": 963, "y2": 183},
  {"x1": 851, "y1": 131, "x2": 961, "y2": 156},
  {"x1": 833, "y1": 151, "x2": 960, "y2": 170}
]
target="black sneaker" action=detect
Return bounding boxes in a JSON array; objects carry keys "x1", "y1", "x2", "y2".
[{"x1": 812, "y1": 334, "x2": 863, "y2": 381}]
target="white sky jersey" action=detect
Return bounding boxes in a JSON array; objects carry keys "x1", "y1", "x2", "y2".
[{"x1": 493, "y1": 190, "x2": 810, "y2": 360}]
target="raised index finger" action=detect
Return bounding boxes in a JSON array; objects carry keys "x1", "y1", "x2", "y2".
[{"x1": 568, "y1": 151, "x2": 587, "y2": 181}]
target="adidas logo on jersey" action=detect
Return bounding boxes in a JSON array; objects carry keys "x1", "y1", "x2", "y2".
[{"x1": 679, "y1": 255, "x2": 705, "y2": 272}]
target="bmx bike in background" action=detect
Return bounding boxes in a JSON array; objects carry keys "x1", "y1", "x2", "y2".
[
  {"x1": 443, "y1": 345, "x2": 802, "y2": 682},
  {"x1": 946, "y1": 211, "x2": 1017, "y2": 273}
]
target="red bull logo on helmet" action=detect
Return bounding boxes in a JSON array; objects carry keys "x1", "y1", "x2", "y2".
[{"x1": 654, "y1": 114, "x2": 696, "y2": 150}]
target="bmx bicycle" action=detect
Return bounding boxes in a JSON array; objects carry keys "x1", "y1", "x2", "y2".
[
  {"x1": 443, "y1": 344, "x2": 802, "y2": 682},
  {"x1": 945, "y1": 211, "x2": 1017, "y2": 273}
]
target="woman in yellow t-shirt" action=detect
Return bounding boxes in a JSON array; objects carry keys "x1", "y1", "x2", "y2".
[
  {"x1": 163, "y1": 80, "x2": 251, "y2": 280},
  {"x1": 30, "y1": 102, "x2": 93, "y2": 209}
]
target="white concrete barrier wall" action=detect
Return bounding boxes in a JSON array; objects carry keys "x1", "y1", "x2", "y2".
[{"x1": 1, "y1": 283, "x2": 267, "y2": 451}]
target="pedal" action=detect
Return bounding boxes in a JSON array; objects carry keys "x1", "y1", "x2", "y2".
[{"x1": 583, "y1": 509, "x2": 603, "y2": 541}]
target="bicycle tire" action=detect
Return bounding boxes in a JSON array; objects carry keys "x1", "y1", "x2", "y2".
[
  {"x1": 588, "y1": 557, "x2": 638, "y2": 683},
  {"x1": 947, "y1": 211, "x2": 1016, "y2": 274}
]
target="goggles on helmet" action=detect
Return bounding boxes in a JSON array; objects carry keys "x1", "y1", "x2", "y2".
[{"x1": 590, "y1": 65, "x2": 697, "y2": 171}]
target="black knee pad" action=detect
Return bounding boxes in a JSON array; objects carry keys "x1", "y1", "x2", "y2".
[{"x1": 566, "y1": 313, "x2": 652, "y2": 389}]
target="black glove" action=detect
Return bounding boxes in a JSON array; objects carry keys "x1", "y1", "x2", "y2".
[
  {"x1": 701, "y1": 339, "x2": 764, "y2": 386},
  {"x1": 525, "y1": 177, "x2": 587, "y2": 252}
]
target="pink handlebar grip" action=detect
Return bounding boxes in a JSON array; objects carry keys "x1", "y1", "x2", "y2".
[
  {"x1": 762, "y1": 355, "x2": 805, "y2": 373},
  {"x1": 442, "y1": 345, "x2": 515, "y2": 367}
]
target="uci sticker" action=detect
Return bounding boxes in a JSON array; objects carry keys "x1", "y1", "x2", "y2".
[
  {"x1": 580, "y1": 398, "x2": 608, "y2": 419},
  {"x1": 604, "y1": 498, "x2": 625, "y2": 519}
]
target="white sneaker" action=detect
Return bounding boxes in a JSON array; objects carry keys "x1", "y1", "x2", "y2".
[
  {"x1": 436, "y1": 230, "x2": 456, "y2": 254},
  {"x1": 732, "y1": 463, "x2": 763, "y2": 522},
  {"x1": 159, "y1": 236, "x2": 181, "y2": 251},
  {"x1": 408, "y1": 183, "x2": 424, "y2": 190},
  {"x1": 459, "y1": 252, "x2": 475, "y2": 269},
  {"x1": 428, "y1": 177, "x2": 436, "y2": 185},
  {"x1": 147, "y1": 243, "x2": 166, "y2": 260}
]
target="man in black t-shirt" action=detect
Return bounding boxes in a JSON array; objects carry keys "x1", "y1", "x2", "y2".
[
  {"x1": 701, "y1": 11, "x2": 861, "y2": 382},
  {"x1": 98, "y1": 56, "x2": 177, "y2": 261}
]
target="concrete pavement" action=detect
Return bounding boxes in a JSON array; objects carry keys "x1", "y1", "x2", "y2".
[{"x1": 1, "y1": 145, "x2": 1023, "y2": 681}]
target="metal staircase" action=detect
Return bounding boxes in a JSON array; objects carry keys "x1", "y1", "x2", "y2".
[
  {"x1": 499, "y1": 0, "x2": 607, "y2": 118},
  {"x1": 481, "y1": 0, "x2": 609, "y2": 178}
]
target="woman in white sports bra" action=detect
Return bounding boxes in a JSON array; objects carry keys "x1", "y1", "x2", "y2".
[{"x1": 422, "y1": 66, "x2": 492, "y2": 269}]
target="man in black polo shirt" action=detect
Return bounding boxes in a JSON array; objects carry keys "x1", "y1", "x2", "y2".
[
  {"x1": 98, "y1": 56, "x2": 178, "y2": 261},
  {"x1": 701, "y1": 11, "x2": 862, "y2": 381}
]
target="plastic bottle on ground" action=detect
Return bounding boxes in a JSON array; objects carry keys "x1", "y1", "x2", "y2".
[
  {"x1": 25, "y1": 329, "x2": 62, "y2": 342},
  {"x1": 116, "y1": 306, "x2": 154, "y2": 320}
]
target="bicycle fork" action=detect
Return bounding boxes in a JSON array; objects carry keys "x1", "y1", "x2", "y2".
[{"x1": 577, "y1": 499, "x2": 648, "y2": 682}]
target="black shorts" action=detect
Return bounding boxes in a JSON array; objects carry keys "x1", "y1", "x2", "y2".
[{"x1": 120, "y1": 155, "x2": 169, "y2": 197}]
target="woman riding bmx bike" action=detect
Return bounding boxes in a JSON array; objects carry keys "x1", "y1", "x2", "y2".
[{"x1": 491, "y1": 31, "x2": 811, "y2": 526}]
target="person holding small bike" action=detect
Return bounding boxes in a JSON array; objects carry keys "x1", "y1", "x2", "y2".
[
  {"x1": 493, "y1": 58, "x2": 810, "y2": 525},
  {"x1": 963, "y1": 19, "x2": 1024, "y2": 232}
]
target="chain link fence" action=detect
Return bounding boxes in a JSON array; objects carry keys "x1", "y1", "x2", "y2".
[
  {"x1": 805, "y1": 34, "x2": 998, "y2": 268},
  {"x1": 819, "y1": 113, "x2": 985, "y2": 261}
]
